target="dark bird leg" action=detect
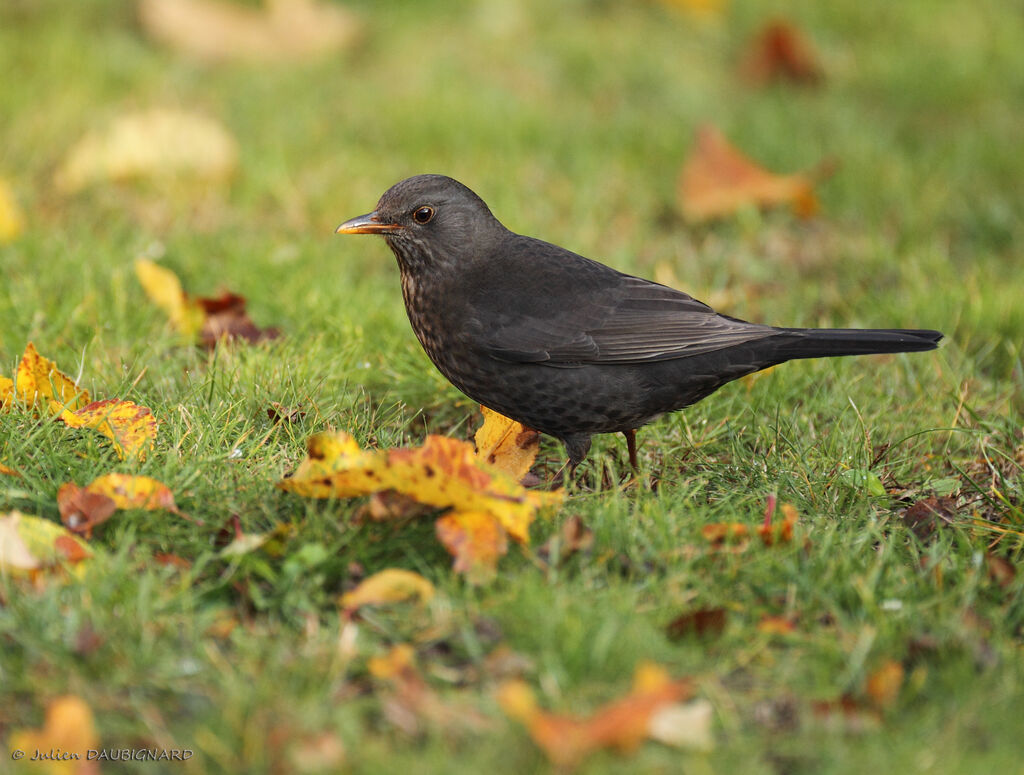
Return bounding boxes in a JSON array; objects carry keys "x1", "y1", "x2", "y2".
[{"x1": 623, "y1": 429, "x2": 639, "y2": 472}]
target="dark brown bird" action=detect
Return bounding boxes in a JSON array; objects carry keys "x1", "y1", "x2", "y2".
[{"x1": 337, "y1": 175, "x2": 942, "y2": 471}]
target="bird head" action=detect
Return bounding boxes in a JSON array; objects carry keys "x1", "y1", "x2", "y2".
[{"x1": 336, "y1": 175, "x2": 503, "y2": 271}]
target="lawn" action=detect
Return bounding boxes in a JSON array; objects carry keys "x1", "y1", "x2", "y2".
[{"x1": 1, "y1": 0, "x2": 1022, "y2": 772}]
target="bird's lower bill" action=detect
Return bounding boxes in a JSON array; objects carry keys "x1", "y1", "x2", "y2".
[{"x1": 335, "y1": 212, "x2": 402, "y2": 234}]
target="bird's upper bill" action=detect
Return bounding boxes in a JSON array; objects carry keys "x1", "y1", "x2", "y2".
[{"x1": 335, "y1": 211, "x2": 401, "y2": 235}]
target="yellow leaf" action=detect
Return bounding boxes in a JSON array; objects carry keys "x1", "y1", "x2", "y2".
[
  {"x1": 55, "y1": 108, "x2": 238, "y2": 193},
  {"x1": 0, "y1": 177, "x2": 25, "y2": 243},
  {"x1": 0, "y1": 511, "x2": 92, "y2": 578},
  {"x1": 0, "y1": 462, "x2": 19, "y2": 477},
  {"x1": 866, "y1": 659, "x2": 904, "y2": 709},
  {"x1": 340, "y1": 568, "x2": 435, "y2": 611},
  {"x1": 280, "y1": 432, "x2": 561, "y2": 544},
  {"x1": 435, "y1": 510, "x2": 508, "y2": 584},
  {"x1": 60, "y1": 399, "x2": 158, "y2": 460},
  {"x1": 678, "y1": 124, "x2": 820, "y2": 222},
  {"x1": 0, "y1": 375, "x2": 13, "y2": 409},
  {"x1": 9, "y1": 695, "x2": 99, "y2": 774},
  {"x1": 84, "y1": 473, "x2": 177, "y2": 510},
  {"x1": 139, "y1": 0, "x2": 362, "y2": 63},
  {"x1": 659, "y1": 0, "x2": 727, "y2": 19},
  {"x1": 134, "y1": 258, "x2": 205, "y2": 337},
  {"x1": 368, "y1": 643, "x2": 416, "y2": 680},
  {"x1": 12, "y1": 342, "x2": 90, "y2": 415},
  {"x1": 474, "y1": 406, "x2": 540, "y2": 482}
]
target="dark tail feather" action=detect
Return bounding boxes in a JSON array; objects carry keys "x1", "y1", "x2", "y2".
[{"x1": 770, "y1": 328, "x2": 943, "y2": 361}]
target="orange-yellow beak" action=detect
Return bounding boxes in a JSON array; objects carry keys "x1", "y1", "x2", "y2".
[{"x1": 335, "y1": 211, "x2": 402, "y2": 235}]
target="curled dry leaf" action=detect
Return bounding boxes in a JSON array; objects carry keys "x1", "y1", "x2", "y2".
[
  {"x1": 267, "y1": 401, "x2": 306, "y2": 424},
  {"x1": 9, "y1": 695, "x2": 100, "y2": 775},
  {"x1": 474, "y1": 406, "x2": 541, "y2": 482},
  {"x1": 340, "y1": 568, "x2": 435, "y2": 611},
  {"x1": 678, "y1": 124, "x2": 822, "y2": 222},
  {"x1": 55, "y1": 108, "x2": 238, "y2": 193},
  {"x1": 0, "y1": 176, "x2": 25, "y2": 243},
  {"x1": 901, "y1": 496, "x2": 957, "y2": 541},
  {"x1": 197, "y1": 291, "x2": 282, "y2": 348},
  {"x1": 498, "y1": 662, "x2": 695, "y2": 768},
  {"x1": 139, "y1": 0, "x2": 362, "y2": 64},
  {"x1": 0, "y1": 511, "x2": 93, "y2": 577},
  {"x1": 57, "y1": 483, "x2": 118, "y2": 538},
  {"x1": 739, "y1": 19, "x2": 823, "y2": 86}
]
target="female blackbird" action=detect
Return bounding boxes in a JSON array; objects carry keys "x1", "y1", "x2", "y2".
[{"x1": 337, "y1": 175, "x2": 941, "y2": 470}]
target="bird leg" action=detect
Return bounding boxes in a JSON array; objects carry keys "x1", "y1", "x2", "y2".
[{"x1": 623, "y1": 428, "x2": 639, "y2": 472}]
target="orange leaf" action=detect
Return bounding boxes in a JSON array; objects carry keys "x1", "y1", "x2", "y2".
[
  {"x1": 279, "y1": 432, "x2": 562, "y2": 544},
  {"x1": 757, "y1": 615, "x2": 797, "y2": 635},
  {"x1": 678, "y1": 124, "x2": 819, "y2": 222},
  {"x1": 0, "y1": 461, "x2": 20, "y2": 477},
  {"x1": 739, "y1": 20, "x2": 823, "y2": 86},
  {"x1": 435, "y1": 510, "x2": 508, "y2": 583},
  {"x1": 340, "y1": 568, "x2": 435, "y2": 611},
  {"x1": 499, "y1": 663, "x2": 693, "y2": 768},
  {"x1": 9, "y1": 695, "x2": 99, "y2": 774},
  {"x1": 60, "y1": 399, "x2": 158, "y2": 460},
  {"x1": 758, "y1": 502, "x2": 798, "y2": 545},
  {"x1": 865, "y1": 660, "x2": 904, "y2": 709},
  {"x1": 474, "y1": 406, "x2": 540, "y2": 482}
]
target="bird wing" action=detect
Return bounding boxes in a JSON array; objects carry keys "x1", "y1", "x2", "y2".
[{"x1": 480, "y1": 265, "x2": 777, "y2": 367}]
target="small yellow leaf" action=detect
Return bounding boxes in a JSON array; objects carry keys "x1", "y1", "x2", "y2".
[
  {"x1": 474, "y1": 406, "x2": 540, "y2": 481},
  {"x1": 340, "y1": 568, "x2": 435, "y2": 611},
  {"x1": 60, "y1": 399, "x2": 158, "y2": 460},
  {"x1": 866, "y1": 659, "x2": 904, "y2": 709},
  {"x1": 1, "y1": 375, "x2": 13, "y2": 409},
  {"x1": 134, "y1": 258, "x2": 205, "y2": 337},
  {"x1": 0, "y1": 462, "x2": 19, "y2": 477},
  {"x1": 9, "y1": 695, "x2": 99, "y2": 773},
  {"x1": 368, "y1": 643, "x2": 416, "y2": 680},
  {"x1": 55, "y1": 108, "x2": 238, "y2": 193},
  {"x1": 13, "y1": 342, "x2": 90, "y2": 415},
  {"x1": 0, "y1": 177, "x2": 25, "y2": 243}
]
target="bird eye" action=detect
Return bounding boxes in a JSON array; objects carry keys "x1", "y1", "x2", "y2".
[{"x1": 413, "y1": 206, "x2": 435, "y2": 224}]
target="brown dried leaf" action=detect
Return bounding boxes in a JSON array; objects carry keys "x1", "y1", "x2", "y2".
[
  {"x1": 666, "y1": 607, "x2": 727, "y2": 641},
  {"x1": 139, "y1": 0, "x2": 362, "y2": 64},
  {"x1": 901, "y1": 496, "x2": 957, "y2": 540},
  {"x1": 678, "y1": 124, "x2": 820, "y2": 222},
  {"x1": 267, "y1": 401, "x2": 306, "y2": 424},
  {"x1": 739, "y1": 20, "x2": 823, "y2": 86},
  {"x1": 197, "y1": 291, "x2": 281, "y2": 348},
  {"x1": 57, "y1": 483, "x2": 118, "y2": 538}
]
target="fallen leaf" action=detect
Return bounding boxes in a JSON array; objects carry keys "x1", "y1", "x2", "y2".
[
  {"x1": 865, "y1": 659, "x2": 904, "y2": 709},
  {"x1": 658, "y1": 0, "x2": 727, "y2": 19},
  {"x1": 1, "y1": 462, "x2": 20, "y2": 477},
  {"x1": 8, "y1": 695, "x2": 99, "y2": 774},
  {"x1": 499, "y1": 662, "x2": 694, "y2": 768},
  {"x1": 197, "y1": 290, "x2": 281, "y2": 348},
  {"x1": 0, "y1": 176, "x2": 25, "y2": 243},
  {"x1": 474, "y1": 406, "x2": 540, "y2": 482},
  {"x1": 139, "y1": 0, "x2": 362, "y2": 63},
  {"x1": 368, "y1": 643, "x2": 417, "y2": 680},
  {"x1": 0, "y1": 375, "x2": 13, "y2": 409},
  {"x1": 739, "y1": 20, "x2": 823, "y2": 85},
  {"x1": 666, "y1": 607, "x2": 727, "y2": 641},
  {"x1": 354, "y1": 490, "x2": 434, "y2": 523},
  {"x1": 757, "y1": 615, "x2": 797, "y2": 635},
  {"x1": 57, "y1": 483, "x2": 118, "y2": 538},
  {"x1": 901, "y1": 496, "x2": 957, "y2": 540},
  {"x1": 435, "y1": 510, "x2": 508, "y2": 583},
  {"x1": 55, "y1": 108, "x2": 238, "y2": 193},
  {"x1": 135, "y1": 259, "x2": 280, "y2": 347},
  {"x1": 758, "y1": 501, "x2": 798, "y2": 545},
  {"x1": 986, "y1": 553, "x2": 1016, "y2": 588},
  {"x1": 10, "y1": 342, "x2": 90, "y2": 415},
  {"x1": 60, "y1": 399, "x2": 158, "y2": 460},
  {"x1": 810, "y1": 694, "x2": 881, "y2": 733},
  {"x1": 678, "y1": 124, "x2": 821, "y2": 222},
  {"x1": 701, "y1": 522, "x2": 750, "y2": 544},
  {"x1": 267, "y1": 401, "x2": 306, "y2": 424},
  {"x1": 134, "y1": 258, "x2": 205, "y2": 338},
  {"x1": 0, "y1": 511, "x2": 92, "y2": 578},
  {"x1": 647, "y1": 698, "x2": 714, "y2": 751},
  {"x1": 340, "y1": 568, "x2": 435, "y2": 611}
]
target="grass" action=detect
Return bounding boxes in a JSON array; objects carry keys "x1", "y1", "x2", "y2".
[{"x1": 1, "y1": 0, "x2": 1022, "y2": 772}]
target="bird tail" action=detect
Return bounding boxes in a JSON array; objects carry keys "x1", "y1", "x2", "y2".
[{"x1": 769, "y1": 328, "x2": 943, "y2": 361}]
